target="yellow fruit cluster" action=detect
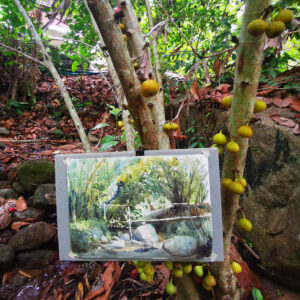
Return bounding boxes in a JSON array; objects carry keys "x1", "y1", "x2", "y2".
[
  {"x1": 163, "y1": 121, "x2": 178, "y2": 131},
  {"x1": 247, "y1": 9, "x2": 294, "y2": 38},
  {"x1": 133, "y1": 261, "x2": 155, "y2": 282},
  {"x1": 222, "y1": 176, "x2": 247, "y2": 195}
]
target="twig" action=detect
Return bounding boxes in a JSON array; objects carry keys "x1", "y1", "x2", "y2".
[
  {"x1": 0, "y1": 41, "x2": 45, "y2": 66},
  {"x1": 0, "y1": 138, "x2": 67, "y2": 144},
  {"x1": 153, "y1": 0, "x2": 202, "y2": 60},
  {"x1": 173, "y1": 98, "x2": 186, "y2": 121}
]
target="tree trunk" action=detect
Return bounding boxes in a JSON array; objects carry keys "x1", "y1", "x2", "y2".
[
  {"x1": 213, "y1": 0, "x2": 271, "y2": 299},
  {"x1": 83, "y1": 0, "x2": 135, "y2": 151},
  {"x1": 87, "y1": 0, "x2": 159, "y2": 150},
  {"x1": 121, "y1": 0, "x2": 170, "y2": 149},
  {"x1": 13, "y1": 0, "x2": 91, "y2": 153}
]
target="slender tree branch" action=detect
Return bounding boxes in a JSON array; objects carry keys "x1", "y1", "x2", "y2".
[
  {"x1": 13, "y1": 0, "x2": 91, "y2": 152},
  {"x1": 0, "y1": 42, "x2": 45, "y2": 65},
  {"x1": 153, "y1": 0, "x2": 202, "y2": 59}
]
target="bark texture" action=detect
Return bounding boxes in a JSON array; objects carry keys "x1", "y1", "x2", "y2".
[
  {"x1": 122, "y1": 0, "x2": 170, "y2": 149},
  {"x1": 13, "y1": 0, "x2": 91, "y2": 153},
  {"x1": 87, "y1": 0, "x2": 159, "y2": 150},
  {"x1": 213, "y1": 0, "x2": 271, "y2": 299}
]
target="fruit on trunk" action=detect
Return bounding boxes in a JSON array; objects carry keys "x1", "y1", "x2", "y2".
[
  {"x1": 221, "y1": 95, "x2": 232, "y2": 108},
  {"x1": 237, "y1": 176, "x2": 247, "y2": 188},
  {"x1": 118, "y1": 121, "x2": 123, "y2": 127},
  {"x1": 130, "y1": 119, "x2": 134, "y2": 124},
  {"x1": 213, "y1": 130, "x2": 227, "y2": 145},
  {"x1": 202, "y1": 281, "x2": 213, "y2": 291},
  {"x1": 119, "y1": 23, "x2": 125, "y2": 30},
  {"x1": 226, "y1": 139, "x2": 240, "y2": 153},
  {"x1": 203, "y1": 273, "x2": 216, "y2": 287},
  {"x1": 172, "y1": 268, "x2": 183, "y2": 278},
  {"x1": 134, "y1": 62, "x2": 140, "y2": 70},
  {"x1": 232, "y1": 261, "x2": 242, "y2": 274},
  {"x1": 228, "y1": 179, "x2": 244, "y2": 194},
  {"x1": 123, "y1": 34, "x2": 127, "y2": 41},
  {"x1": 165, "y1": 261, "x2": 173, "y2": 270},
  {"x1": 237, "y1": 124, "x2": 253, "y2": 138},
  {"x1": 275, "y1": 9, "x2": 294, "y2": 23},
  {"x1": 238, "y1": 217, "x2": 252, "y2": 231},
  {"x1": 163, "y1": 122, "x2": 172, "y2": 131},
  {"x1": 247, "y1": 19, "x2": 267, "y2": 36},
  {"x1": 183, "y1": 263, "x2": 192, "y2": 274},
  {"x1": 194, "y1": 265, "x2": 204, "y2": 277},
  {"x1": 211, "y1": 144, "x2": 223, "y2": 155},
  {"x1": 166, "y1": 280, "x2": 177, "y2": 295},
  {"x1": 254, "y1": 99, "x2": 267, "y2": 112},
  {"x1": 221, "y1": 178, "x2": 232, "y2": 188},
  {"x1": 140, "y1": 79, "x2": 159, "y2": 97},
  {"x1": 266, "y1": 21, "x2": 285, "y2": 38},
  {"x1": 171, "y1": 122, "x2": 178, "y2": 130}
]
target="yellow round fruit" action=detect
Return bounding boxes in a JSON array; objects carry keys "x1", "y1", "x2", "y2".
[
  {"x1": 163, "y1": 122, "x2": 172, "y2": 131},
  {"x1": 275, "y1": 9, "x2": 294, "y2": 24},
  {"x1": 140, "y1": 272, "x2": 148, "y2": 281},
  {"x1": 266, "y1": 21, "x2": 285, "y2": 38},
  {"x1": 166, "y1": 281, "x2": 177, "y2": 295},
  {"x1": 226, "y1": 139, "x2": 240, "y2": 153},
  {"x1": 228, "y1": 179, "x2": 244, "y2": 194},
  {"x1": 123, "y1": 34, "x2": 127, "y2": 41},
  {"x1": 165, "y1": 261, "x2": 173, "y2": 270},
  {"x1": 130, "y1": 119, "x2": 134, "y2": 124},
  {"x1": 221, "y1": 95, "x2": 232, "y2": 108},
  {"x1": 119, "y1": 23, "x2": 125, "y2": 30},
  {"x1": 134, "y1": 62, "x2": 140, "y2": 69},
  {"x1": 254, "y1": 99, "x2": 267, "y2": 113},
  {"x1": 172, "y1": 268, "x2": 183, "y2": 278},
  {"x1": 202, "y1": 281, "x2": 213, "y2": 291},
  {"x1": 121, "y1": 127, "x2": 124, "y2": 131},
  {"x1": 183, "y1": 263, "x2": 193, "y2": 274},
  {"x1": 232, "y1": 262, "x2": 242, "y2": 274},
  {"x1": 171, "y1": 122, "x2": 179, "y2": 130},
  {"x1": 140, "y1": 79, "x2": 159, "y2": 97},
  {"x1": 203, "y1": 273, "x2": 216, "y2": 287},
  {"x1": 247, "y1": 19, "x2": 267, "y2": 36},
  {"x1": 221, "y1": 178, "x2": 232, "y2": 188},
  {"x1": 211, "y1": 144, "x2": 223, "y2": 155},
  {"x1": 213, "y1": 130, "x2": 227, "y2": 145},
  {"x1": 194, "y1": 265, "x2": 204, "y2": 277},
  {"x1": 238, "y1": 217, "x2": 252, "y2": 232},
  {"x1": 237, "y1": 176, "x2": 247, "y2": 188},
  {"x1": 143, "y1": 263, "x2": 155, "y2": 276},
  {"x1": 118, "y1": 121, "x2": 123, "y2": 127},
  {"x1": 237, "y1": 124, "x2": 253, "y2": 138}
]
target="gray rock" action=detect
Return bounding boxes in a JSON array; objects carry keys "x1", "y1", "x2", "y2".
[
  {"x1": 17, "y1": 160, "x2": 55, "y2": 194},
  {"x1": 0, "y1": 188, "x2": 18, "y2": 199},
  {"x1": 0, "y1": 167, "x2": 7, "y2": 180},
  {"x1": 70, "y1": 229, "x2": 89, "y2": 253},
  {"x1": 133, "y1": 224, "x2": 158, "y2": 243},
  {"x1": 163, "y1": 236, "x2": 197, "y2": 257},
  {"x1": 0, "y1": 127, "x2": 9, "y2": 136},
  {"x1": 16, "y1": 249, "x2": 55, "y2": 269},
  {"x1": 109, "y1": 239, "x2": 125, "y2": 249},
  {"x1": 8, "y1": 221, "x2": 56, "y2": 251},
  {"x1": 12, "y1": 181, "x2": 25, "y2": 194},
  {"x1": 0, "y1": 244, "x2": 15, "y2": 270},
  {"x1": 120, "y1": 233, "x2": 130, "y2": 241},
  {"x1": 33, "y1": 184, "x2": 56, "y2": 208},
  {"x1": 11, "y1": 207, "x2": 44, "y2": 222}
]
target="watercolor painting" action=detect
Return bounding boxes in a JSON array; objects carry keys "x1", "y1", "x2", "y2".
[{"x1": 66, "y1": 154, "x2": 214, "y2": 261}]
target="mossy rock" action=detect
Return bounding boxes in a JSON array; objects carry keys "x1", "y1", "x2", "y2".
[
  {"x1": 33, "y1": 184, "x2": 56, "y2": 208},
  {"x1": 17, "y1": 160, "x2": 55, "y2": 194}
]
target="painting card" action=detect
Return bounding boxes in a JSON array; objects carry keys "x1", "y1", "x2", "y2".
[{"x1": 55, "y1": 149, "x2": 223, "y2": 261}]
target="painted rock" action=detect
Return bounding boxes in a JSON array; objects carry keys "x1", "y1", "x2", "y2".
[
  {"x1": 133, "y1": 224, "x2": 158, "y2": 243},
  {"x1": 163, "y1": 236, "x2": 197, "y2": 257}
]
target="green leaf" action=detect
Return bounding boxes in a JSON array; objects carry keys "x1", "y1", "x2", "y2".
[
  {"x1": 91, "y1": 123, "x2": 109, "y2": 130},
  {"x1": 72, "y1": 61, "x2": 79, "y2": 73},
  {"x1": 121, "y1": 133, "x2": 126, "y2": 142},
  {"x1": 101, "y1": 135, "x2": 115, "y2": 144},
  {"x1": 252, "y1": 288, "x2": 263, "y2": 300},
  {"x1": 83, "y1": 62, "x2": 88, "y2": 72},
  {"x1": 98, "y1": 141, "x2": 118, "y2": 151}
]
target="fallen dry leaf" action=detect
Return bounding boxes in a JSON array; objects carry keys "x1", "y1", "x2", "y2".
[
  {"x1": 11, "y1": 221, "x2": 30, "y2": 231},
  {"x1": 293, "y1": 123, "x2": 300, "y2": 135},
  {"x1": 16, "y1": 196, "x2": 27, "y2": 212},
  {"x1": 270, "y1": 115, "x2": 296, "y2": 128},
  {"x1": 289, "y1": 99, "x2": 300, "y2": 112},
  {"x1": 272, "y1": 94, "x2": 294, "y2": 108},
  {"x1": 190, "y1": 79, "x2": 201, "y2": 100},
  {"x1": 0, "y1": 211, "x2": 11, "y2": 230}
]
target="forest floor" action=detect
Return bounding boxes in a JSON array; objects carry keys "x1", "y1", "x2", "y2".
[{"x1": 0, "y1": 69, "x2": 300, "y2": 299}]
